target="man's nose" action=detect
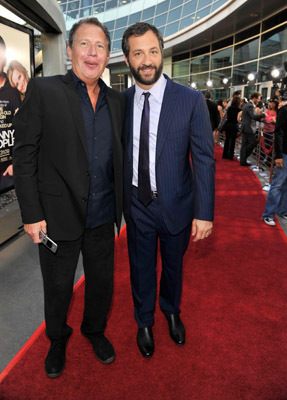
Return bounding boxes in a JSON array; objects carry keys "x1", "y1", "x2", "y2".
[{"x1": 88, "y1": 44, "x2": 98, "y2": 56}]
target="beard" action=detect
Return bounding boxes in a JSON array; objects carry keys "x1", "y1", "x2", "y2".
[{"x1": 129, "y1": 60, "x2": 163, "y2": 86}]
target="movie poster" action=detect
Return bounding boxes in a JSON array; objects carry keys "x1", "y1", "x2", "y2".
[{"x1": 0, "y1": 17, "x2": 33, "y2": 194}]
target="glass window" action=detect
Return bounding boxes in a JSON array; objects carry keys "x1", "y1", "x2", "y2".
[
  {"x1": 119, "y1": 0, "x2": 131, "y2": 6},
  {"x1": 105, "y1": 20, "x2": 115, "y2": 30},
  {"x1": 190, "y1": 72, "x2": 209, "y2": 90},
  {"x1": 172, "y1": 52, "x2": 190, "y2": 62},
  {"x1": 112, "y1": 39, "x2": 122, "y2": 52},
  {"x1": 183, "y1": 0, "x2": 197, "y2": 16},
  {"x1": 172, "y1": 60, "x2": 190, "y2": 77},
  {"x1": 115, "y1": 16, "x2": 128, "y2": 28},
  {"x1": 113, "y1": 27, "x2": 126, "y2": 40},
  {"x1": 143, "y1": 6, "x2": 155, "y2": 20},
  {"x1": 262, "y1": 9, "x2": 287, "y2": 32},
  {"x1": 155, "y1": 13, "x2": 167, "y2": 27},
  {"x1": 68, "y1": 1, "x2": 79, "y2": 11},
  {"x1": 234, "y1": 38, "x2": 259, "y2": 64},
  {"x1": 198, "y1": 0, "x2": 211, "y2": 9},
  {"x1": 235, "y1": 25, "x2": 260, "y2": 43},
  {"x1": 244, "y1": 85, "x2": 258, "y2": 100},
  {"x1": 190, "y1": 54, "x2": 210, "y2": 74},
  {"x1": 259, "y1": 53, "x2": 287, "y2": 82},
  {"x1": 93, "y1": 4, "x2": 104, "y2": 13},
  {"x1": 129, "y1": 12, "x2": 142, "y2": 24},
  {"x1": 260, "y1": 25, "x2": 287, "y2": 58},
  {"x1": 196, "y1": 6, "x2": 211, "y2": 20},
  {"x1": 191, "y1": 45, "x2": 210, "y2": 58},
  {"x1": 168, "y1": 7, "x2": 182, "y2": 23},
  {"x1": 156, "y1": 0, "x2": 170, "y2": 15},
  {"x1": 211, "y1": 88, "x2": 230, "y2": 102},
  {"x1": 179, "y1": 14, "x2": 195, "y2": 30},
  {"x1": 105, "y1": 0, "x2": 117, "y2": 10},
  {"x1": 211, "y1": 48, "x2": 232, "y2": 69},
  {"x1": 233, "y1": 61, "x2": 258, "y2": 85},
  {"x1": 173, "y1": 76, "x2": 190, "y2": 87},
  {"x1": 144, "y1": 18, "x2": 154, "y2": 24},
  {"x1": 60, "y1": 4, "x2": 67, "y2": 12},
  {"x1": 212, "y1": 37, "x2": 233, "y2": 52},
  {"x1": 210, "y1": 68, "x2": 232, "y2": 87},
  {"x1": 170, "y1": 0, "x2": 183, "y2": 8},
  {"x1": 67, "y1": 10, "x2": 80, "y2": 20},
  {"x1": 165, "y1": 21, "x2": 179, "y2": 36},
  {"x1": 80, "y1": 7, "x2": 92, "y2": 17},
  {"x1": 81, "y1": 0, "x2": 92, "y2": 6}
]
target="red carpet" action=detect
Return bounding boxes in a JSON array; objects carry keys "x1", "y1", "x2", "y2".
[{"x1": 1, "y1": 145, "x2": 287, "y2": 400}]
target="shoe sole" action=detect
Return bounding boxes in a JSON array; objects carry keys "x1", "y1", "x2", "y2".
[
  {"x1": 46, "y1": 364, "x2": 65, "y2": 378},
  {"x1": 95, "y1": 354, "x2": 115, "y2": 364}
]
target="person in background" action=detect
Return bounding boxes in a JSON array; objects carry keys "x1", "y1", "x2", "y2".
[
  {"x1": 222, "y1": 96, "x2": 241, "y2": 160},
  {"x1": 7, "y1": 60, "x2": 29, "y2": 101},
  {"x1": 240, "y1": 92, "x2": 266, "y2": 166},
  {"x1": 122, "y1": 22, "x2": 215, "y2": 358},
  {"x1": 262, "y1": 93, "x2": 287, "y2": 226},
  {"x1": 262, "y1": 98, "x2": 278, "y2": 166},
  {"x1": 13, "y1": 18, "x2": 124, "y2": 378},
  {"x1": 205, "y1": 91, "x2": 220, "y2": 144}
]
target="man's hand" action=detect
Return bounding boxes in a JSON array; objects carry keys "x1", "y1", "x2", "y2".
[
  {"x1": 275, "y1": 158, "x2": 284, "y2": 168},
  {"x1": 192, "y1": 219, "x2": 213, "y2": 242},
  {"x1": 24, "y1": 220, "x2": 47, "y2": 243},
  {"x1": 3, "y1": 165, "x2": 13, "y2": 176}
]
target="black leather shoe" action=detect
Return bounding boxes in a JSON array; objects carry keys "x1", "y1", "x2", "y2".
[
  {"x1": 137, "y1": 327, "x2": 154, "y2": 358},
  {"x1": 165, "y1": 313, "x2": 185, "y2": 345},
  {"x1": 45, "y1": 334, "x2": 71, "y2": 378},
  {"x1": 85, "y1": 334, "x2": 115, "y2": 364}
]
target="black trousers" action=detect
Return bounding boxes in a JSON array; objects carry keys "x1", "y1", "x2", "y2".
[
  {"x1": 39, "y1": 221, "x2": 115, "y2": 341},
  {"x1": 126, "y1": 187, "x2": 191, "y2": 328},
  {"x1": 240, "y1": 132, "x2": 257, "y2": 164}
]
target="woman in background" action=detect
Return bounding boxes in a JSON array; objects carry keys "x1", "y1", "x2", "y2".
[
  {"x1": 7, "y1": 60, "x2": 29, "y2": 101},
  {"x1": 222, "y1": 96, "x2": 241, "y2": 160}
]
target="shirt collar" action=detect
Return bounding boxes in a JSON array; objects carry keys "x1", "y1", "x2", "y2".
[
  {"x1": 71, "y1": 69, "x2": 107, "y2": 94},
  {"x1": 135, "y1": 74, "x2": 166, "y2": 105}
]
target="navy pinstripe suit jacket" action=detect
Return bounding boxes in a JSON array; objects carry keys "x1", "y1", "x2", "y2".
[{"x1": 123, "y1": 75, "x2": 215, "y2": 235}]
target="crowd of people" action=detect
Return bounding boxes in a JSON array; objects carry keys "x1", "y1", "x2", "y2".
[{"x1": 206, "y1": 89, "x2": 287, "y2": 228}]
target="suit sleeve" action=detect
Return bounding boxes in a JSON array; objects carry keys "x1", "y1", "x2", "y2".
[
  {"x1": 246, "y1": 104, "x2": 265, "y2": 121},
  {"x1": 13, "y1": 78, "x2": 45, "y2": 224},
  {"x1": 189, "y1": 92, "x2": 215, "y2": 221}
]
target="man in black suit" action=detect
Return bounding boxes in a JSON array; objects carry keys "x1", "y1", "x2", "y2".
[
  {"x1": 240, "y1": 92, "x2": 266, "y2": 166},
  {"x1": 13, "y1": 18, "x2": 124, "y2": 378},
  {"x1": 205, "y1": 91, "x2": 220, "y2": 131}
]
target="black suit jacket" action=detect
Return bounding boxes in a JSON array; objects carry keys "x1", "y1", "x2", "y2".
[
  {"x1": 13, "y1": 71, "x2": 125, "y2": 240},
  {"x1": 206, "y1": 98, "x2": 220, "y2": 130}
]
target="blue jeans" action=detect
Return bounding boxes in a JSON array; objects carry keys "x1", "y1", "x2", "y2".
[{"x1": 262, "y1": 153, "x2": 287, "y2": 219}]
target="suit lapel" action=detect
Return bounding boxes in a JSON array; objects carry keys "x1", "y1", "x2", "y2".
[
  {"x1": 156, "y1": 77, "x2": 179, "y2": 162},
  {"x1": 62, "y1": 72, "x2": 89, "y2": 160}
]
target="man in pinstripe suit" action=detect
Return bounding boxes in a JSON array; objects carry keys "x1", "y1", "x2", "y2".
[{"x1": 122, "y1": 23, "x2": 215, "y2": 358}]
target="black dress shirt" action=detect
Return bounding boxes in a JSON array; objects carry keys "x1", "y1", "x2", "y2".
[{"x1": 72, "y1": 71, "x2": 115, "y2": 228}]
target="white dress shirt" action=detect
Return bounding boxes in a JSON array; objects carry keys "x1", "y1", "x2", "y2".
[{"x1": 132, "y1": 74, "x2": 167, "y2": 191}]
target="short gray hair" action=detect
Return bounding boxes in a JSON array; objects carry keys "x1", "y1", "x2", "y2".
[{"x1": 68, "y1": 18, "x2": 111, "y2": 53}]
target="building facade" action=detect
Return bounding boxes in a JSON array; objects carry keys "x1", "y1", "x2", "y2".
[{"x1": 56, "y1": 0, "x2": 287, "y2": 99}]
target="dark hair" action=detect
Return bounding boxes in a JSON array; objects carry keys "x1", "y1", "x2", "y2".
[
  {"x1": 231, "y1": 96, "x2": 241, "y2": 108},
  {"x1": 68, "y1": 18, "x2": 111, "y2": 53},
  {"x1": 122, "y1": 22, "x2": 164, "y2": 59},
  {"x1": 217, "y1": 98, "x2": 223, "y2": 107},
  {"x1": 0, "y1": 35, "x2": 6, "y2": 50},
  {"x1": 233, "y1": 90, "x2": 241, "y2": 96},
  {"x1": 250, "y1": 92, "x2": 261, "y2": 100},
  {"x1": 205, "y1": 91, "x2": 211, "y2": 99},
  {"x1": 269, "y1": 97, "x2": 279, "y2": 111}
]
